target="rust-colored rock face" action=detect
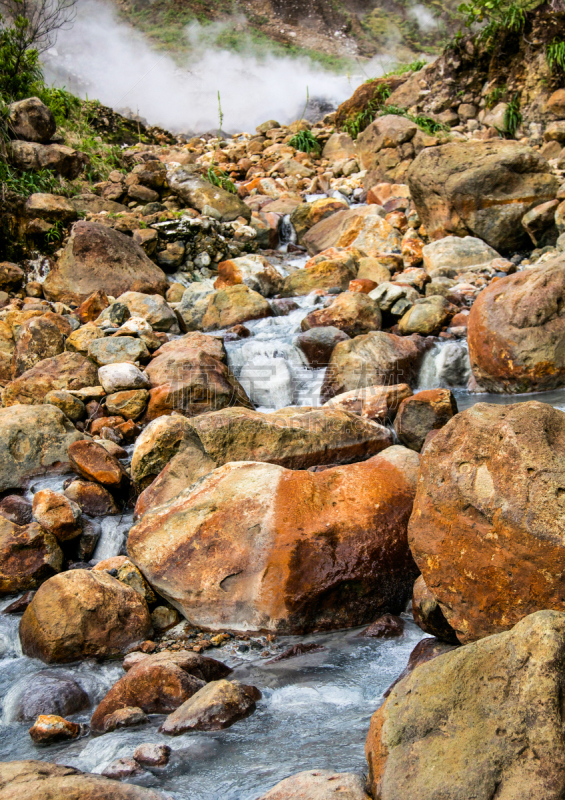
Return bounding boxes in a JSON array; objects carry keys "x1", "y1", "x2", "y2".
[
  {"x1": 128, "y1": 453, "x2": 419, "y2": 634},
  {"x1": 409, "y1": 401, "x2": 565, "y2": 644},
  {"x1": 68, "y1": 440, "x2": 129, "y2": 489},
  {"x1": 0, "y1": 518, "x2": 62, "y2": 595},
  {"x1": 468, "y1": 256, "x2": 565, "y2": 393},
  {"x1": 2, "y1": 352, "x2": 98, "y2": 406},
  {"x1": 19, "y1": 569, "x2": 151, "y2": 663}
]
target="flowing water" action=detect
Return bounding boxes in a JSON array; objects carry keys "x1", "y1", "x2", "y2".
[{"x1": 3, "y1": 236, "x2": 565, "y2": 798}]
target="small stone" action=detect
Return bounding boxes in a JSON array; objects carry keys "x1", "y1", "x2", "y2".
[
  {"x1": 0, "y1": 495, "x2": 33, "y2": 526},
  {"x1": 151, "y1": 605, "x2": 181, "y2": 632},
  {"x1": 133, "y1": 743, "x2": 171, "y2": 768},
  {"x1": 102, "y1": 757, "x2": 145, "y2": 780},
  {"x1": 358, "y1": 613, "x2": 405, "y2": 638},
  {"x1": 32, "y1": 490, "x2": 82, "y2": 542},
  {"x1": 45, "y1": 390, "x2": 86, "y2": 422},
  {"x1": 105, "y1": 389, "x2": 149, "y2": 420},
  {"x1": 98, "y1": 362, "x2": 151, "y2": 393},
  {"x1": 102, "y1": 705, "x2": 149, "y2": 733},
  {"x1": 29, "y1": 714, "x2": 81, "y2": 743},
  {"x1": 88, "y1": 336, "x2": 149, "y2": 366},
  {"x1": 68, "y1": 440, "x2": 130, "y2": 489},
  {"x1": 3, "y1": 590, "x2": 35, "y2": 614},
  {"x1": 64, "y1": 480, "x2": 120, "y2": 516}
]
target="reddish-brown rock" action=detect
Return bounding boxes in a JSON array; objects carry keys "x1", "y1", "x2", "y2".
[
  {"x1": 11, "y1": 315, "x2": 66, "y2": 378},
  {"x1": 32, "y1": 490, "x2": 82, "y2": 542},
  {"x1": 359, "y1": 614, "x2": 405, "y2": 638},
  {"x1": 3, "y1": 352, "x2": 98, "y2": 406},
  {"x1": 0, "y1": 518, "x2": 62, "y2": 595},
  {"x1": 383, "y1": 636, "x2": 459, "y2": 698},
  {"x1": 301, "y1": 292, "x2": 382, "y2": 338},
  {"x1": 19, "y1": 569, "x2": 151, "y2": 663},
  {"x1": 29, "y1": 714, "x2": 80, "y2": 743},
  {"x1": 128, "y1": 451, "x2": 419, "y2": 633},
  {"x1": 408, "y1": 401, "x2": 565, "y2": 643},
  {"x1": 76, "y1": 290, "x2": 109, "y2": 323},
  {"x1": 64, "y1": 480, "x2": 120, "y2": 516},
  {"x1": 68, "y1": 441, "x2": 129, "y2": 490},
  {"x1": 468, "y1": 255, "x2": 565, "y2": 392},
  {"x1": 324, "y1": 383, "x2": 413, "y2": 423},
  {"x1": 393, "y1": 388, "x2": 458, "y2": 452}
]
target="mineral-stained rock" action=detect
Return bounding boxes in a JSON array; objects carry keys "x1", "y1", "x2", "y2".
[
  {"x1": 101, "y1": 706, "x2": 148, "y2": 733},
  {"x1": 0, "y1": 760, "x2": 166, "y2": 798},
  {"x1": 29, "y1": 715, "x2": 81, "y2": 744},
  {"x1": 19, "y1": 569, "x2": 151, "y2": 663},
  {"x1": 397, "y1": 295, "x2": 452, "y2": 336},
  {"x1": 408, "y1": 140, "x2": 559, "y2": 252},
  {"x1": 257, "y1": 770, "x2": 371, "y2": 800},
  {"x1": 105, "y1": 390, "x2": 149, "y2": 420},
  {"x1": 422, "y1": 236, "x2": 500, "y2": 278},
  {"x1": 302, "y1": 206, "x2": 401, "y2": 258},
  {"x1": 290, "y1": 198, "x2": 349, "y2": 243},
  {"x1": 11, "y1": 315, "x2": 66, "y2": 378},
  {"x1": 45, "y1": 390, "x2": 86, "y2": 422},
  {"x1": 68, "y1": 440, "x2": 130, "y2": 490},
  {"x1": 281, "y1": 258, "x2": 357, "y2": 296},
  {"x1": 412, "y1": 574, "x2": 459, "y2": 643},
  {"x1": 359, "y1": 614, "x2": 405, "y2": 638},
  {"x1": 214, "y1": 255, "x2": 284, "y2": 297},
  {"x1": 160, "y1": 679, "x2": 259, "y2": 734},
  {"x1": 128, "y1": 453, "x2": 419, "y2": 633},
  {"x1": 366, "y1": 611, "x2": 565, "y2": 800},
  {"x1": 42, "y1": 222, "x2": 168, "y2": 305},
  {"x1": 393, "y1": 388, "x2": 457, "y2": 452},
  {"x1": 197, "y1": 285, "x2": 272, "y2": 331},
  {"x1": 168, "y1": 168, "x2": 251, "y2": 222},
  {"x1": 88, "y1": 336, "x2": 149, "y2": 366},
  {"x1": 408, "y1": 401, "x2": 565, "y2": 643},
  {"x1": 295, "y1": 326, "x2": 351, "y2": 368},
  {"x1": 301, "y1": 292, "x2": 382, "y2": 338},
  {"x1": 324, "y1": 383, "x2": 413, "y2": 423},
  {"x1": 468, "y1": 255, "x2": 565, "y2": 393},
  {"x1": 383, "y1": 637, "x2": 459, "y2": 698},
  {"x1": 0, "y1": 518, "x2": 62, "y2": 595},
  {"x1": 320, "y1": 331, "x2": 427, "y2": 401},
  {"x1": 64, "y1": 481, "x2": 119, "y2": 516},
  {"x1": 0, "y1": 496, "x2": 32, "y2": 526},
  {"x1": 32, "y1": 490, "x2": 82, "y2": 542},
  {"x1": 0, "y1": 405, "x2": 82, "y2": 491},
  {"x1": 117, "y1": 291, "x2": 177, "y2": 332},
  {"x1": 133, "y1": 744, "x2": 171, "y2": 768},
  {"x1": 3, "y1": 352, "x2": 98, "y2": 406}
]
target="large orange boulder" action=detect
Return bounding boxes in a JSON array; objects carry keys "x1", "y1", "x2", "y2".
[
  {"x1": 468, "y1": 255, "x2": 565, "y2": 392},
  {"x1": 128, "y1": 448, "x2": 420, "y2": 633},
  {"x1": 302, "y1": 206, "x2": 401, "y2": 258},
  {"x1": 19, "y1": 569, "x2": 151, "y2": 663},
  {"x1": 408, "y1": 401, "x2": 565, "y2": 643}
]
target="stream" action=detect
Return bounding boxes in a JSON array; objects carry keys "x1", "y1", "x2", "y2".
[{"x1": 2, "y1": 244, "x2": 565, "y2": 799}]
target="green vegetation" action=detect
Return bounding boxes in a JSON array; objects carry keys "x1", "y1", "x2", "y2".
[
  {"x1": 384, "y1": 105, "x2": 449, "y2": 135},
  {"x1": 342, "y1": 84, "x2": 392, "y2": 140},
  {"x1": 503, "y1": 93, "x2": 522, "y2": 136},
  {"x1": 546, "y1": 39, "x2": 565, "y2": 73},
  {"x1": 288, "y1": 130, "x2": 321, "y2": 155},
  {"x1": 485, "y1": 85, "x2": 505, "y2": 109},
  {"x1": 0, "y1": 15, "x2": 43, "y2": 101},
  {"x1": 206, "y1": 92, "x2": 236, "y2": 194},
  {"x1": 458, "y1": 0, "x2": 538, "y2": 47},
  {"x1": 0, "y1": 158, "x2": 76, "y2": 195}
]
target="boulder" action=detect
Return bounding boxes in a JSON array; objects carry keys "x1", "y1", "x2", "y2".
[
  {"x1": 398, "y1": 295, "x2": 453, "y2": 335},
  {"x1": 31, "y1": 490, "x2": 82, "y2": 541},
  {"x1": 176, "y1": 281, "x2": 216, "y2": 330},
  {"x1": 88, "y1": 336, "x2": 149, "y2": 366},
  {"x1": 25, "y1": 193, "x2": 77, "y2": 224},
  {"x1": 366, "y1": 610, "x2": 565, "y2": 800},
  {"x1": 301, "y1": 293, "x2": 382, "y2": 338},
  {"x1": 257, "y1": 770, "x2": 370, "y2": 800},
  {"x1": 0, "y1": 405, "x2": 82, "y2": 491},
  {"x1": 19, "y1": 569, "x2": 151, "y2": 663},
  {"x1": 0, "y1": 496, "x2": 32, "y2": 526},
  {"x1": 121, "y1": 650, "x2": 231, "y2": 681},
  {"x1": 133, "y1": 744, "x2": 171, "y2": 768},
  {"x1": 302, "y1": 206, "x2": 401, "y2": 258},
  {"x1": 408, "y1": 401, "x2": 565, "y2": 643},
  {"x1": 295, "y1": 326, "x2": 350, "y2": 368},
  {"x1": 324, "y1": 384, "x2": 413, "y2": 423},
  {"x1": 6, "y1": 671, "x2": 89, "y2": 722},
  {"x1": 90, "y1": 659, "x2": 206, "y2": 733},
  {"x1": 281, "y1": 259, "x2": 356, "y2": 296},
  {"x1": 42, "y1": 222, "x2": 168, "y2": 305},
  {"x1": 45, "y1": 390, "x2": 86, "y2": 422},
  {"x1": 412, "y1": 574, "x2": 459, "y2": 643},
  {"x1": 369, "y1": 282, "x2": 420, "y2": 317},
  {"x1": 0, "y1": 263, "x2": 24, "y2": 291},
  {"x1": 68, "y1": 440, "x2": 129, "y2": 490},
  {"x1": 393, "y1": 388, "x2": 457, "y2": 451},
  {"x1": 468, "y1": 255, "x2": 565, "y2": 392},
  {"x1": 200, "y1": 285, "x2": 272, "y2": 331},
  {"x1": 3, "y1": 352, "x2": 98, "y2": 406},
  {"x1": 383, "y1": 637, "x2": 459, "y2": 697},
  {"x1": 98, "y1": 363, "x2": 150, "y2": 393},
  {"x1": 0, "y1": 518, "x2": 62, "y2": 595},
  {"x1": 64, "y1": 480, "x2": 119, "y2": 516},
  {"x1": 408, "y1": 141, "x2": 559, "y2": 252},
  {"x1": 168, "y1": 168, "x2": 251, "y2": 222},
  {"x1": 105, "y1": 390, "x2": 148, "y2": 420},
  {"x1": 8, "y1": 98, "x2": 56, "y2": 143},
  {"x1": 290, "y1": 198, "x2": 349, "y2": 243},
  {"x1": 160, "y1": 679, "x2": 259, "y2": 734},
  {"x1": 0, "y1": 760, "x2": 166, "y2": 799},
  {"x1": 65, "y1": 323, "x2": 104, "y2": 356},
  {"x1": 320, "y1": 331, "x2": 426, "y2": 401},
  {"x1": 8, "y1": 141, "x2": 87, "y2": 179},
  {"x1": 422, "y1": 236, "x2": 500, "y2": 278},
  {"x1": 359, "y1": 613, "x2": 405, "y2": 638},
  {"x1": 357, "y1": 257, "x2": 392, "y2": 285},
  {"x1": 117, "y1": 292, "x2": 176, "y2": 332},
  {"x1": 322, "y1": 132, "x2": 357, "y2": 162},
  {"x1": 356, "y1": 115, "x2": 418, "y2": 172},
  {"x1": 12, "y1": 315, "x2": 66, "y2": 377},
  {"x1": 214, "y1": 255, "x2": 284, "y2": 297},
  {"x1": 128, "y1": 453, "x2": 419, "y2": 633}
]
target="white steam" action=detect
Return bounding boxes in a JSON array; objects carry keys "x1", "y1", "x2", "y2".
[
  {"x1": 407, "y1": 4, "x2": 438, "y2": 33},
  {"x1": 42, "y1": 0, "x2": 367, "y2": 134}
]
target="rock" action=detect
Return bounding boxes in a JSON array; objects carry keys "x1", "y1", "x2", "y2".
[
  {"x1": 366, "y1": 610, "x2": 565, "y2": 800},
  {"x1": 0, "y1": 518, "x2": 62, "y2": 595},
  {"x1": 42, "y1": 222, "x2": 168, "y2": 305},
  {"x1": 397, "y1": 295, "x2": 452, "y2": 335},
  {"x1": 68, "y1": 440, "x2": 130, "y2": 490},
  {"x1": 19, "y1": 569, "x2": 151, "y2": 663},
  {"x1": 76, "y1": 291, "x2": 109, "y2": 324},
  {"x1": 323, "y1": 132, "x2": 357, "y2": 163},
  {"x1": 12, "y1": 315, "x2": 66, "y2": 378},
  {"x1": 133, "y1": 744, "x2": 171, "y2": 768},
  {"x1": 302, "y1": 206, "x2": 401, "y2": 258},
  {"x1": 0, "y1": 405, "x2": 82, "y2": 491},
  {"x1": 64, "y1": 481, "x2": 119, "y2": 516},
  {"x1": 6, "y1": 671, "x2": 89, "y2": 722},
  {"x1": 267, "y1": 642, "x2": 326, "y2": 662},
  {"x1": 547, "y1": 88, "x2": 565, "y2": 118},
  {"x1": 118, "y1": 292, "x2": 176, "y2": 332},
  {"x1": 321, "y1": 332, "x2": 426, "y2": 401},
  {"x1": 128, "y1": 453, "x2": 419, "y2": 633},
  {"x1": 258, "y1": 770, "x2": 370, "y2": 800},
  {"x1": 32, "y1": 490, "x2": 82, "y2": 541},
  {"x1": 93, "y1": 556, "x2": 155, "y2": 603},
  {"x1": 90, "y1": 658, "x2": 206, "y2": 733},
  {"x1": 151, "y1": 605, "x2": 180, "y2": 632},
  {"x1": 349, "y1": 278, "x2": 378, "y2": 294},
  {"x1": 160, "y1": 679, "x2": 259, "y2": 734},
  {"x1": 412, "y1": 574, "x2": 459, "y2": 643},
  {"x1": 290, "y1": 198, "x2": 349, "y2": 242},
  {"x1": 408, "y1": 141, "x2": 559, "y2": 252},
  {"x1": 8, "y1": 98, "x2": 56, "y2": 143},
  {"x1": 301, "y1": 293, "x2": 381, "y2": 338},
  {"x1": 522, "y1": 199, "x2": 559, "y2": 246},
  {"x1": 101, "y1": 706, "x2": 148, "y2": 733},
  {"x1": 422, "y1": 236, "x2": 501, "y2": 278},
  {"x1": 369, "y1": 282, "x2": 420, "y2": 317},
  {"x1": 393, "y1": 388, "x2": 457, "y2": 451},
  {"x1": 0, "y1": 496, "x2": 32, "y2": 526},
  {"x1": 408, "y1": 401, "x2": 565, "y2": 643},
  {"x1": 45, "y1": 390, "x2": 86, "y2": 422},
  {"x1": 105, "y1": 390, "x2": 148, "y2": 420},
  {"x1": 383, "y1": 637, "x2": 459, "y2": 697},
  {"x1": 468, "y1": 255, "x2": 565, "y2": 392},
  {"x1": 0, "y1": 760, "x2": 165, "y2": 798},
  {"x1": 168, "y1": 168, "x2": 251, "y2": 222},
  {"x1": 65, "y1": 323, "x2": 104, "y2": 357},
  {"x1": 324, "y1": 384, "x2": 413, "y2": 423},
  {"x1": 357, "y1": 257, "x2": 392, "y2": 285},
  {"x1": 88, "y1": 337, "x2": 149, "y2": 366},
  {"x1": 0, "y1": 262, "x2": 24, "y2": 291},
  {"x1": 214, "y1": 255, "x2": 283, "y2": 297},
  {"x1": 295, "y1": 326, "x2": 350, "y2": 368},
  {"x1": 200, "y1": 285, "x2": 272, "y2": 331},
  {"x1": 98, "y1": 363, "x2": 150, "y2": 394},
  {"x1": 8, "y1": 141, "x2": 87, "y2": 179},
  {"x1": 121, "y1": 650, "x2": 231, "y2": 681},
  {"x1": 29, "y1": 715, "x2": 81, "y2": 744},
  {"x1": 25, "y1": 193, "x2": 77, "y2": 224},
  {"x1": 175, "y1": 281, "x2": 216, "y2": 330},
  {"x1": 356, "y1": 115, "x2": 418, "y2": 172},
  {"x1": 101, "y1": 759, "x2": 144, "y2": 780},
  {"x1": 3, "y1": 352, "x2": 98, "y2": 407},
  {"x1": 281, "y1": 258, "x2": 356, "y2": 296},
  {"x1": 359, "y1": 614, "x2": 405, "y2": 638}
]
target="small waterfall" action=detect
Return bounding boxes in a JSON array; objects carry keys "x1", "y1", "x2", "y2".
[
  {"x1": 417, "y1": 340, "x2": 472, "y2": 390},
  {"x1": 278, "y1": 215, "x2": 297, "y2": 252}
]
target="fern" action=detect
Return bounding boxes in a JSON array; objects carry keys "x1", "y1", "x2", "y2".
[
  {"x1": 288, "y1": 130, "x2": 321, "y2": 155},
  {"x1": 503, "y1": 93, "x2": 522, "y2": 137},
  {"x1": 547, "y1": 40, "x2": 565, "y2": 73}
]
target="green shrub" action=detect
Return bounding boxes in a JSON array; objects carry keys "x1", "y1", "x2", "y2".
[
  {"x1": 288, "y1": 130, "x2": 321, "y2": 155},
  {"x1": 458, "y1": 0, "x2": 538, "y2": 47},
  {"x1": 206, "y1": 165, "x2": 236, "y2": 194},
  {"x1": 0, "y1": 15, "x2": 43, "y2": 102}
]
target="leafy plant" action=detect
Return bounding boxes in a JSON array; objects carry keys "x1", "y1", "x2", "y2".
[
  {"x1": 342, "y1": 84, "x2": 392, "y2": 139},
  {"x1": 0, "y1": 15, "x2": 43, "y2": 101},
  {"x1": 485, "y1": 85, "x2": 505, "y2": 109},
  {"x1": 0, "y1": 158, "x2": 73, "y2": 195},
  {"x1": 458, "y1": 0, "x2": 537, "y2": 47},
  {"x1": 44, "y1": 219, "x2": 64, "y2": 243},
  {"x1": 36, "y1": 85, "x2": 79, "y2": 123},
  {"x1": 288, "y1": 129, "x2": 321, "y2": 155},
  {"x1": 546, "y1": 39, "x2": 565, "y2": 73},
  {"x1": 503, "y1": 93, "x2": 522, "y2": 136},
  {"x1": 381, "y1": 104, "x2": 450, "y2": 135},
  {"x1": 205, "y1": 90, "x2": 235, "y2": 194}
]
